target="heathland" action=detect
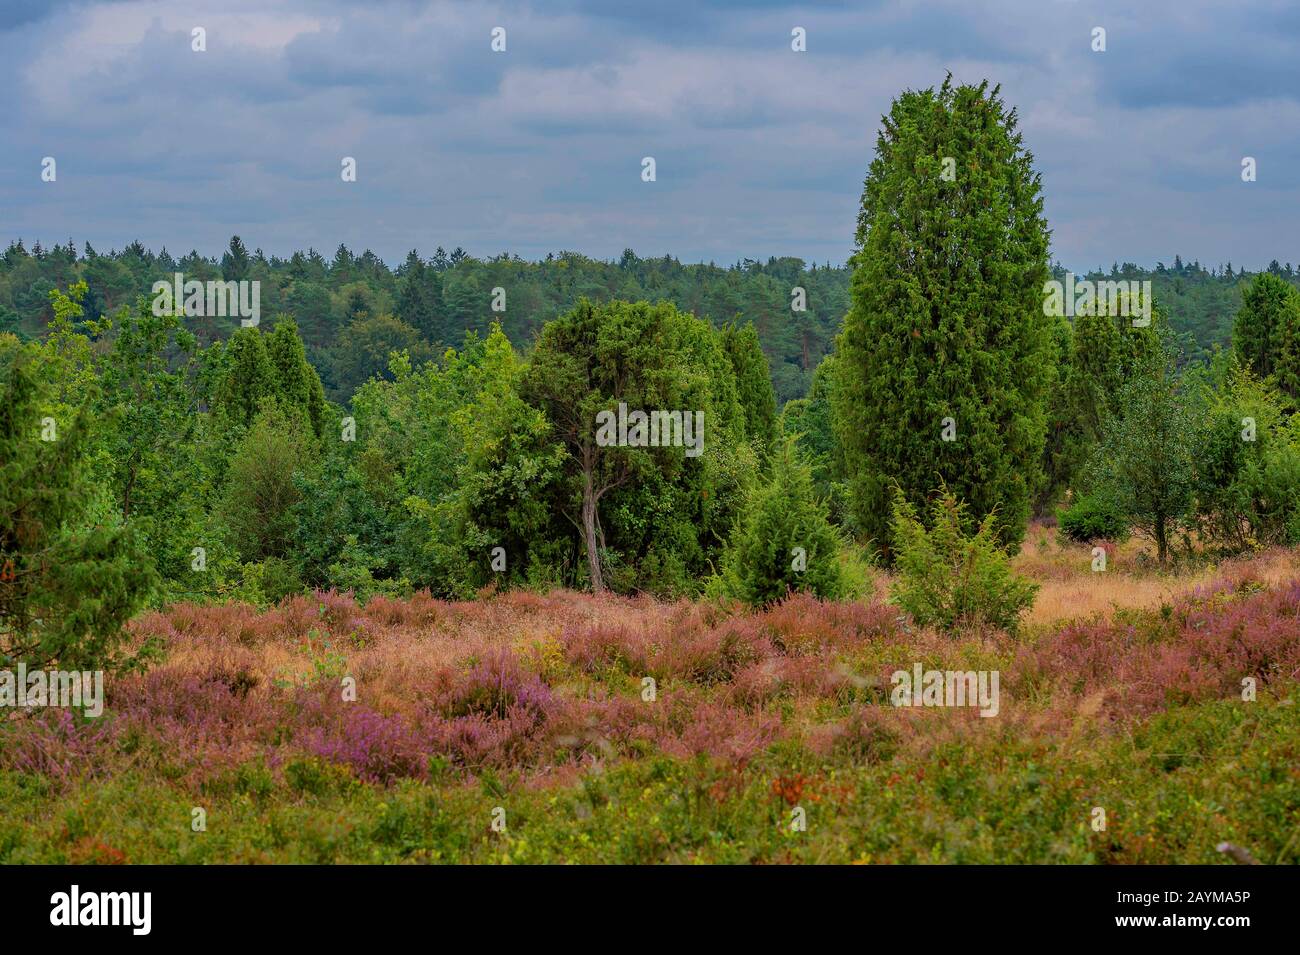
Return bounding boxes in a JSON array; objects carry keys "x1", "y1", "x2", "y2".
[{"x1": 3, "y1": 77, "x2": 1298, "y2": 864}]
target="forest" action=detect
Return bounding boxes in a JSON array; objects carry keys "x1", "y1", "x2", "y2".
[{"x1": 1, "y1": 230, "x2": 1295, "y2": 407}]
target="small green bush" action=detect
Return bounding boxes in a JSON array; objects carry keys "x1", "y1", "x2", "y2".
[
  {"x1": 889, "y1": 488, "x2": 1038, "y2": 633},
  {"x1": 716, "y1": 437, "x2": 847, "y2": 606},
  {"x1": 1057, "y1": 492, "x2": 1129, "y2": 543},
  {"x1": 233, "y1": 557, "x2": 303, "y2": 607}
]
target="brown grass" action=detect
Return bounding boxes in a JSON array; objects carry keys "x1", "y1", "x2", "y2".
[{"x1": 1011, "y1": 524, "x2": 1300, "y2": 626}]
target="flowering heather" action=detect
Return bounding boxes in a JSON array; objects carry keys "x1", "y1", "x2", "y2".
[
  {"x1": 1010, "y1": 579, "x2": 1300, "y2": 719},
  {"x1": 3, "y1": 709, "x2": 113, "y2": 782},
  {"x1": 2, "y1": 550, "x2": 1297, "y2": 863},
  {"x1": 449, "y1": 650, "x2": 554, "y2": 720},
  {"x1": 299, "y1": 705, "x2": 424, "y2": 784}
]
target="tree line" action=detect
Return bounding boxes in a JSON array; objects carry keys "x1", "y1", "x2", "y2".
[{"x1": 1, "y1": 232, "x2": 1296, "y2": 410}]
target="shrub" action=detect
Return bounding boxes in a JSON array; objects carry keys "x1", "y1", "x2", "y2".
[
  {"x1": 232, "y1": 557, "x2": 303, "y2": 607},
  {"x1": 1057, "y1": 492, "x2": 1129, "y2": 543},
  {"x1": 716, "y1": 437, "x2": 847, "y2": 606},
  {"x1": 220, "y1": 400, "x2": 310, "y2": 563},
  {"x1": 888, "y1": 488, "x2": 1038, "y2": 633}
]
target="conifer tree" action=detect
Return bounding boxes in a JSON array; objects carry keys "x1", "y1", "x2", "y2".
[
  {"x1": 220, "y1": 235, "x2": 251, "y2": 281},
  {"x1": 266, "y1": 317, "x2": 327, "y2": 436},
  {"x1": 719, "y1": 437, "x2": 845, "y2": 605},
  {"x1": 1234, "y1": 272, "x2": 1298, "y2": 379},
  {"x1": 720, "y1": 320, "x2": 777, "y2": 452},
  {"x1": 1, "y1": 336, "x2": 154, "y2": 669},
  {"x1": 210, "y1": 325, "x2": 276, "y2": 429},
  {"x1": 833, "y1": 77, "x2": 1053, "y2": 558},
  {"x1": 1269, "y1": 290, "x2": 1300, "y2": 405},
  {"x1": 522, "y1": 299, "x2": 748, "y2": 593},
  {"x1": 397, "y1": 250, "x2": 442, "y2": 342}
]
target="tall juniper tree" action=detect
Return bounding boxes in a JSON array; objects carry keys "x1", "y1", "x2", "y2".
[
  {"x1": 833, "y1": 76, "x2": 1053, "y2": 558},
  {"x1": 1, "y1": 335, "x2": 154, "y2": 669},
  {"x1": 720, "y1": 320, "x2": 777, "y2": 453}
]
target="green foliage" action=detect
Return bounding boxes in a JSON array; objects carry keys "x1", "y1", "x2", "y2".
[
  {"x1": 889, "y1": 488, "x2": 1038, "y2": 633},
  {"x1": 340, "y1": 329, "x2": 558, "y2": 596},
  {"x1": 1084, "y1": 334, "x2": 1197, "y2": 564},
  {"x1": 91, "y1": 290, "x2": 208, "y2": 598},
  {"x1": 1039, "y1": 288, "x2": 1170, "y2": 514},
  {"x1": 1277, "y1": 294, "x2": 1300, "y2": 406},
  {"x1": 434, "y1": 328, "x2": 567, "y2": 595},
  {"x1": 328, "y1": 312, "x2": 433, "y2": 401},
  {"x1": 210, "y1": 326, "x2": 276, "y2": 429},
  {"x1": 1057, "y1": 492, "x2": 1129, "y2": 543},
  {"x1": 291, "y1": 447, "x2": 390, "y2": 590},
  {"x1": 6, "y1": 238, "x2": 1289, "y2": 410},
  {"x1": 220, "y1": 236, "x2": 251, "y2": 282},
  {"x1": 395, "y1": 250, "x2": 444, "y2": 342},
  {"x1": 716, "y1": 438, "x2": 847, "y2": 605},
  {"x1": 834, "y1": 77, "x2": 1053, "y2": 559},
  {"x1": 1233, "y1": 272, "x2": 1299, "y2": 381},
  {"x1": 1036, "y1": 311, "x2": 1076, "y2": 512},
  {"x1": 0, "y1": 336, "x2": 155, "y2": 670},
  {"x1": 521, "y1": 298, "x2": 755, "y2": 595},
  {"x1": 1190, "y1": 363, "x2": 1300, "y2": 549},
  {"x1": 231, "y1": 557, "x2": 304, "y2": 607},
  {"x1": 220, "y1": 402, "x2": 312, "y2": 563},
  {"x1": 0, "y1": 238, "x2": 859, "y2": 406},
  {"x1": 720, "y1": 321, "x2": 777, "y2": 452},
  {"x1": 780, "y1": 354, "x2": 850, "y2": 525},
  {"x1": 267, "y1": 317, "x2": 327, "y2": 436}
]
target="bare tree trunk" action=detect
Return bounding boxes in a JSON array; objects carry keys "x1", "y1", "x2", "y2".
[{"x1": 581, "y1": 454, "x2": 604, "y2": 593}]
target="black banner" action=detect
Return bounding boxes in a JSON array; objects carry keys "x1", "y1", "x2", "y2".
[{"x1": 0, "y1": 864, "x2": 1280, "y2": 941}]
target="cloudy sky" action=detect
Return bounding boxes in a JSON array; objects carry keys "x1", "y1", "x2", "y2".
[{"x1": 1, "y1": 0, "x2": 1297, "y2": 270}]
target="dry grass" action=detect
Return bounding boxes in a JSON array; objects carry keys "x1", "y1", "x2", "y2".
[
  {"x1": 1011, "y1": 523, "x2": 1300, "y2": 626},
  {"x1": 856, "y1": 521, "x2": 1300, "y2": 628}
]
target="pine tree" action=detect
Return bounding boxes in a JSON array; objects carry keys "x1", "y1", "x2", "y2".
[
  {"x1": 221, "y1": 235, "x2": 251, "y2": 281},
  {"x1": 833, "y1": 77, "x2": 1053, "y2": 558},
  {"x1": 397, "y1": 250, "x2": 442, "y2": 341}
]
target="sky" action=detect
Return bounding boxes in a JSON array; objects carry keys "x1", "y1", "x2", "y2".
[{"x1": 1, "y1": 0, "x2": 1297, "y2": 271}]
